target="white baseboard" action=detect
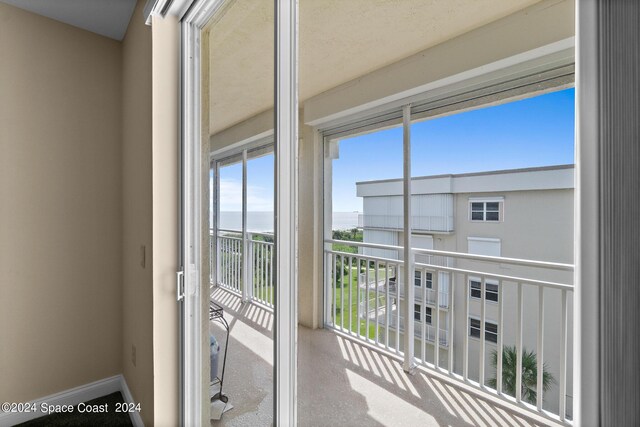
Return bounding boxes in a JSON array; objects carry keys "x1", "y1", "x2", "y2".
[
  {"x1": 0, "y1": 375, "x2": 144, "y2": 427},
  {"x1": 119, "y1": 376, "x2": 145, "y2": 427}
]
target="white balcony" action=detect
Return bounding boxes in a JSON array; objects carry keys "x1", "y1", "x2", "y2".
[
  {"x1": 210, "y1": 286, "x2": 567, "y2": 427},
  {"x1": 212, "y1": 229, "x2": 274, "y2": 308},
  {"x1": 358, "y1": 214, "x2": 455, "y2": 232},
  {"x1": 324, "y1": 239, "x2": 575, "y2": 424},
  {"x1": 383, "y1": 314, "x2": 450, "y2": 347},
  {"x1": 211, "y1": 232, "x2": 574, "y2": 424}
]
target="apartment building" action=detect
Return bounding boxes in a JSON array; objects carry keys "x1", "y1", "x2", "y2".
[{"x1": 353, "y1": 164, "x2": 574, "y2": 415}]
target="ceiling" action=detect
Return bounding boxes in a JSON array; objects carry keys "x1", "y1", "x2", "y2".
[
  {"x1": 0, "y1": 0, "x2": 137, "y2": 40},
  {"x1": 207, "y1": 0, "x2": 541, "y2": 135}
]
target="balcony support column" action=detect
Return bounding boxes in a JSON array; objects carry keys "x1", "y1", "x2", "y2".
[
  {"x1": 402, "y1": 104, "x2": 416, "y2": 374},
  {"x1": 241, "y1": 149, "x2": 251, "y2": 302}
]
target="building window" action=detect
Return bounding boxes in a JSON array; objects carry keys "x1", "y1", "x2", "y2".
[
  {"x1": 414, "y1": 270, "x2": 422, "y2": 287},
  {"x1": 469, "y1": 318, "x2": 481, "y2": 338},
  {"x1": 470, "y1": 279, "x2": 482, "y2": 299},
  {"x1": 414, "y1": 304, "x2": 421, "y2": 321},
  {"x1": 425, "y1": 272, "x2": 433, "y2": 289},
  {"x1": 469, "y1": 278, "x2": 499, "y2": 302},
  {"x1": 469, "y1": 318, "x2": 498, "y2": 343},
  {"x1": 469, "y1": 199, "x2": 503, "y2": 222},
  {"x1": 485, "y1": 322, "x2": 498, "y2": 343},
  {"x1": 414, "y1": 304, "x2": 432, "y2": 324},
  {"x1": 468, "y1": 237, "x2": 501, "y2": 257},
  {"x1": 486, "y1": 282, "x2": 499, "y2": 302},
  {"x1": 415, "y1": 270, "x2": 434, "y2": 289}
]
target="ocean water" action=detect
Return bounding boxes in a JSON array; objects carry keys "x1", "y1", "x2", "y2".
[
  {"x1": 215, "y1": 211, "x2": 360, "y2": 232},
  {"x1": 332, "y1": 212, "x2": 361, "y2": 230}
]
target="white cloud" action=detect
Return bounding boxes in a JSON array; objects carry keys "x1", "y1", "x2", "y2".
[{"x1": 217, "y1": 178, "x2": 273, "y2": 211}]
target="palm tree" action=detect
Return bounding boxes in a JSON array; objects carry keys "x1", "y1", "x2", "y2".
[{"x1": 488, "y1": 346, "x2": 555, "y2": 404}]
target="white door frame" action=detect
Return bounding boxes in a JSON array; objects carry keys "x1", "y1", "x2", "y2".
[
  {"x1": 180, "y1": 1, "x2": 223, "y2": 425},
  {"x1": 274, "y1": 0, "x2": 299, "y2": 424},
  {"x1": 179, "y1": 0, "x2": 299, "y2": 424}
]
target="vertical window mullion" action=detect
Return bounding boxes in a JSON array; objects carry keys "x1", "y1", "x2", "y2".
[
  {"x1": 274, "y1": 0, "x2": 298, "y2": 424},
  {"x1": 401, "y1": 104, "x2": 415, "y2": 373}
]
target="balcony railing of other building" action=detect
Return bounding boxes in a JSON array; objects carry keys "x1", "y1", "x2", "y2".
[
  {"x1": 358, "y1": 214, "x2": 455, "y2": 232},
  {"x1": 324, "y1": 239, "x2": 574, "y2": 425},
  {"x1": 212, "y1": 229, "x2": 274, "y2": 309},
  {"x1": 388, "y1": 268, "x2": 451, "y2": 308},
  {"x1": 383, "y1": 315, "x2": 450, "y2": 348}
]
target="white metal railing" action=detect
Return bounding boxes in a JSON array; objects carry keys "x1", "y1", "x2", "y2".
[
  {"x1": 325, "y1": 249, "x2": 402, "y2": 349},
  {"x1": 358, "y1": 214, "x2": 454, "y2": 232},
  {"x1": 385, "y1": 315, "x2": 449, "y2": 347},
  {"x1": 248, "y1": 233, "x2": 274, "y2": 308},
  {"x1": 325, "y1": 238, "x2": 574, "y2": 424},
  {"x1": 390, "y1": 267, "x2": 450, "y2": 308},
  {"x1": 217, "y1": 233, "x2": 242, "y2": 293},
  {"x1": 212, "y1": 229, "x2": 275, "y2": 309}
]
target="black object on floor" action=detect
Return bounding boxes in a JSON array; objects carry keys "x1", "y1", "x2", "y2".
[
  {"x1": 210, "y1": 301, "x2": 230, "y2": 404},
  {"x1": 15, "y1": 392, "x2": 134, "y2": 427}
]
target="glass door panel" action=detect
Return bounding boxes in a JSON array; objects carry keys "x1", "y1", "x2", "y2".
[{"x1": 205, "y1": 0, "x2": 274, "y2": 423}]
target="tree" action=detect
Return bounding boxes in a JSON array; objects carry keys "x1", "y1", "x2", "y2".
[
  {"x1": 334, "y1": 256, "x2": 351, "y2": 287},
  {"x1": 488, "y1": 346, "x2": 555, "y2": 404}
]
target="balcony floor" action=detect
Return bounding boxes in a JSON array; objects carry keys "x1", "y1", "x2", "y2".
[{"x1": 210, "y1": 287, "x2": 560, "y2": 427}]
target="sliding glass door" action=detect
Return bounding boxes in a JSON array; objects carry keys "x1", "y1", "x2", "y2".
[{"x1": 181, "y1": 0, "x2": 296, "y2": 424}]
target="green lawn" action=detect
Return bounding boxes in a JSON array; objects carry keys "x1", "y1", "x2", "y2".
[
  {"x1": 332, "y1": 266, "x2": 389, "y2": 340},
  {"x1": 253, "y1": 283, "x2": 273, "y2": 305}
]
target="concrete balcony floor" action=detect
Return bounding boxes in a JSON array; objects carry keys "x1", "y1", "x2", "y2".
[{"x1": 210, "y1": 287, "x2": 561, "y2": 427}]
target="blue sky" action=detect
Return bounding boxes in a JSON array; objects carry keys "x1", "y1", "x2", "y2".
[
  {"x1": 216, "y1": 88, "x2": 575, "y2": 213},
  {"x1": 333, "y1": 88, "x2": 575, "y2": 211},
  {"x1": 216, "y1": 153, "x2": 274, "y2": 212}
]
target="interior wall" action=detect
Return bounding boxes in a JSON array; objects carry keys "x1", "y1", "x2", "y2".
[
  {"x1": 0, "y1": 2, "x2": 123, "y2": 402},
  {"x1": 151, "y1": 13, "x2": 180, "y2": 427},
  {"x1": 121, "y1": 1, "x2": 154, "y2": 425}
]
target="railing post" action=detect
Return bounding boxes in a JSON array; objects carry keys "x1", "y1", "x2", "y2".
[
  {"x1": 448, "y1": 274, "x2": 454, "y2": 374},
  {"x1": 434, "y1": 272, "x2": 440, "y2": 369},
  {"x1": 325, "y1": 251, "x2": 332, "y2": 325},
  {"x1": 497, "y1": 280, "x2": 504, "y2": 395},
  {"x1": 536, "y1": 286, "x2": 545, "y2": 411},
  {"x1": 214, "y1": 233, "x2": 220, "y2": 286},
  {"x1": 214, "y1": 161, "x2": 221, "y2": 286},
  {"x1": 463, "y1": 274, "x2": 469, "y2": 381},
  {"x1": 559, "y1": 289, "x2": 568, "y2": 421},
  {"x1": 209, "y1": 230, "x2": 213, "y2": 285},
  {"x1": 479, "y1": 278, "x2": 486, "y2": 387},
  {"x1": 246, "y1": 234, "x2": 254, "y2": 301},
  {"x1": 401, "y1": 104, "x2": 415, "y2": 373},
  {"x1": 516, "y1": 282, "x2": 524, "y2": 403}
]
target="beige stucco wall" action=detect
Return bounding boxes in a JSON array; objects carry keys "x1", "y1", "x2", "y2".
[
  {"x1": 450, "y1": 189, "x2": 574, "y2": 415},
  {"x1": 303, "y1": 0, "x2": 574, "y2": 125},
  {"x1": 454, "y1": 189, "x2": 574, "y2": 265},
  {"x1": 151, "y1": 13, "x2": 180, "y2": 427},
  {"x1": 298, "y1": 123, "x2": 323, "y2": 328},
  {"x1": 122, "y1": 1, "x2": 154, "y2": 425},
  {"x1": 369, "y1": 188, "x2": 574, "y2": 414},
  {"x1": 0, "y1": 2, "x2": 123, "y2": 403}
]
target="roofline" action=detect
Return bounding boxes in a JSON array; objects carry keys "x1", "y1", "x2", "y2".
[{"x1": 355, "y1": 164, "x2": 575, "y2": 186}]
